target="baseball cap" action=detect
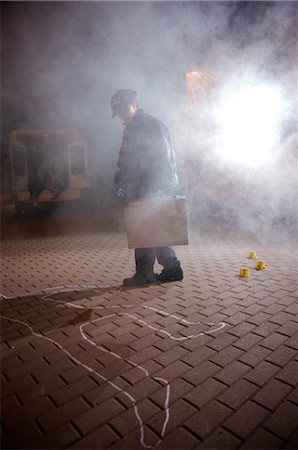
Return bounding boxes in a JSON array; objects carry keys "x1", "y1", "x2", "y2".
[{"x1": 111, "y1": 89, "x2": 137, "y2": 117}]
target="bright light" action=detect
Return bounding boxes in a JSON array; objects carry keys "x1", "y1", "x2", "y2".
[{"x1": 213, "y1": 84, "x2": 283, "y2": 167}]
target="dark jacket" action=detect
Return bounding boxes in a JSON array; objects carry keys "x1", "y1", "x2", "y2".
[{"x1": 115, "y1": 110, "x2": 178, "y2": 199}]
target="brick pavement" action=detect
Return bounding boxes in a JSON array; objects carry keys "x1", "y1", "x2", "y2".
[{"x1": 1, "y1": 216, "x2": 297, "y2": 449}]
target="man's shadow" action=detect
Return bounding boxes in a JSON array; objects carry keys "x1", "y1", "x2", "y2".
[{"x1": 0, "y1": 285, "x2": 126, "y2": 343}]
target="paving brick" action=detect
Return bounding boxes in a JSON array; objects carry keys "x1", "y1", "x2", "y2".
[
  {"x1": 224, "y1": 400, "x2": 269, "y2": 440},
  {"x1": 185, "y1": 378, "x2": 227, "y2": 409},
  {"x1": 109, "y1": 398, "x2": 160, "y2": 437},
  {"x1": 220, "y1": 304, "x2": 244, "y2": 316},
  {"x1": 250, "y1": 290, "x2": 271, "y2": 300},
  {"x1": 109, "y1": 319, "x2": 143, "y2": 339},
  {"x1": 275, "y1": 360, "x2": 298, "y2": 387},
  {"x1": 183, "y1": 360, "x2": 221, "y2": 386},
  {"x1": 58, "y1": 364, "x2": 90, "y2": 384},
  {"x1": 239, "y1": 344, "x2": 271, "y2": 367},
  {"x1": 244, "y1": 303, "x2": 265, "y2": 315},
  {"x1": 227, "y1": 321, "x2": 256, "y2": 338},
  {"x1": 218, "y1": 379, "x2": 259, "y2": 410},
  {"x1": 214, "y1": 360, "x2": 250, "y2": 386},
  {"x1": 243, "y1": 360, "x2": 280, "y2": 387},
  {"x1": 154, "y1": 359, "x2": 191, "y2": 382},
  {"x1": 200, "y1": 305, "x2": 224, "y2": 317},
  {"x1": 125, "y1": 376, "x2": 162, "y2": 403},
  {"x1": 121, "y1": 361, "x2": 160, "y2": 386},
  {"x1": 1, "y1": 354, "x2": 27, "y2": 372},
  {"x1": 214, "y1": 290, "x2": 236, "y2": 301},
  {"x1": 230, "y1": 294, "x2": 255, "y2": 304},
  {"x1": 269, "y1": 312, "x2": 296, "y2": 326},
  {"x1": 1, "y1": 394, "x2": 21, "y2": 414},
  {"x1": 262, "y1": 303, "x2": 286, "y2": 315},
  {"x1": 4, "y1": 395, "x2": 54, "y2": 431},
  {"x1": 153, "y1": 345, "x2": 189, "y2": 367},
  {"x1": 253, "y1": 378, "x2": 293, "y2": 411},
  {"x1": 181, "y1": 345, "x2": 217, "y2": 367},
  {"x1": 276, "y1": 280, "x2": 296, "y2": 291},
  {"x1": 209, "y1": 345, "x2": 244, "y2": 367},
  {"x1": 180, "y1": 333, "x2": 214, "y2": 351},
  {"x1": 82, "y1": 381, "x2": 116, "y2": 407},
  {"x1": 151, "y1": 378, "x2": 193, "y2": 407},
  {"x1": 160, "y1": 426, "x2": 199, "y2": 448},
  {"x1": 21, "y1": 344, "x2": 76, "y2": 364},
  {"x1": 232, "y1": 331, "x2": 263, "y2": 351},
  {"x1": 265, "y1": 344, "x2": 297, "y2": 367},
  {"x1": 251, "y1": 321, "x2": 280, "y2": 337},
  {"x1": 259, "y1": 332, "x2": 289, "y2": 350},
  {"x1": 128, "y1": 333, "x2": 161, "y2": 351},
  {"x1": 93, "y1": 349, "x2": 131, "y2": 370},
  {"x1": 38, "y1": 396, "x2": 90, "y2": 432},
  {"x1": 263, "y1": 401, "x2": 298, "y2": 440},
  {"x1": 16, "y1": 375, "x2": 66, "y2": 404},
  {"x1": 287, "y1": 387, "x2": 298, "y2": 405},
  {"x1": 31, "y1": 357, "x2": 80, "y2": 383},
  {"x1": 226, "y1": 311, "x2": 252, "y2": 326},
  {"x1": 278, "y1": 320, "x2": 298, "y2": 337},
  {"x1": 148, "y1": 398, "x2": 197, "y2": 436},
  {"x1": 284, "y1": 332, "x2": 298, "y2": 350},
  {"x1": 129, "y1": 322, "x2": 152, "y2": 342},
  {"x1": 271, "y1": 290, "x2": 295, "y2": 300},
  {"x1": 206, "y1": 332, "x2": 238, "y2": 351},
  {"x1": 96, "y1": 359, "x2": 133, "y2": 380},
  {"x1": 42, "y1": 422, "x2": 82, "y2": 449},
  {"x1": 283, "y1": 429, "x2": 298, "y2": 450},
  {"x1": 198, "y1": 427, "x2": 242, "y2": 449},
  {"x1": 2, "y1": 419, "x2": 45, "y2": 449},
  {"x1": 153, "y1": 334, "x2": 185, "y2": 352},
  {"x1": 285, "y1": 303, "x2": 298, "y2": 315},
  {"x1": 49, "y1": 375, "x2": 97, "y2": 405},
  {"x1": 185, "y1": 400, "x2": 233, "y2": 440},
  {"x1": 71, "y1": 424, "x2": 120, "y2": 448},
  {"x1": 127, "y1": 345, "x2": 162, "y2": 364},
  {"x1": 109, "y1": 423, "x2": 159, "y2": 449},
  {"x1": 3, "y1": 356, "x2": 50, "y2": 381},
  {"x1": 240, "y1": 427, "x2": 284, "y2": 449}
]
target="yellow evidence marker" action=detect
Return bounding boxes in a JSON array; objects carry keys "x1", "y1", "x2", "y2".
[
  {"x1": 255, "y1": 261, "x2": 267, "y2": 270},
  {"x1": 248, "y1": 251, "x2": 257, "y2": 259},
  {"x1": 240, "y1": 268, "x2": 250, "y2": 277}
]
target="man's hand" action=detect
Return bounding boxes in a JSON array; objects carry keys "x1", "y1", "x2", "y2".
[{"x1": 114, "y1": 170, "x2": 122, "y2": 184}]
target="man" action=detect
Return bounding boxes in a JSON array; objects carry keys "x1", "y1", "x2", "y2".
[{"x1": 111, "y1": 89, "x2": 183, "y2": 286}]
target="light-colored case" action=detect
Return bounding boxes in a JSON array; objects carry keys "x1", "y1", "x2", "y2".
[{"x1": 125, "y1": 197, "x2": 188, "y2": 249}]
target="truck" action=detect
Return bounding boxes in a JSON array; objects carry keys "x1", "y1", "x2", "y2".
[{"x1": 8, "y1": 128, "x2": 89, "y2": 213}]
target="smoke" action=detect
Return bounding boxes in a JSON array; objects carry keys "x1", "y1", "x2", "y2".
[{"x1": 1, "y1": 1, "x2": 297, "y2": 244}]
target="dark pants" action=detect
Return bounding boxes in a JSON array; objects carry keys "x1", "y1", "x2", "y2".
[{"x1": 135, "y1": 247, "x2": 177, "y2": 274}]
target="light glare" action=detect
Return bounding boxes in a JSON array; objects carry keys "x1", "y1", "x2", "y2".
[{"x1": 214, "y1": 85, "x2": 283, "y2": 167}]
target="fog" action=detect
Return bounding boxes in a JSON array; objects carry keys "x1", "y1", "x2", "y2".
[{"x1": 1, "y1": 1, "x2": 297, "y2": 243}]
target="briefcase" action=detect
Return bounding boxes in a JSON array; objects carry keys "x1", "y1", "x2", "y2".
[{"x1": 125, "y1": 196, "x2": 188, "y2": 249}]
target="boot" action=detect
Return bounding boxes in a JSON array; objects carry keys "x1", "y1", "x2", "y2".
[
  {"x1": 123, "y1": 272, "x2": 156, "y2": 287},
  {"x1": 156, "y1": 260, "x2": 183, "y2": 282}
]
